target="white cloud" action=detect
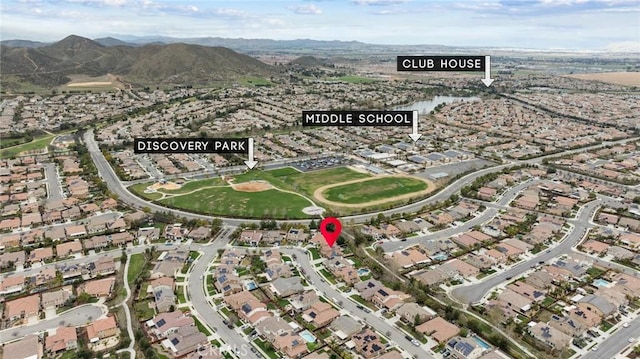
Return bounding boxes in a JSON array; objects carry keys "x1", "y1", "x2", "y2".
[
  {"x1": 352, "y1": 0, "x2": 410, "y2": 5},
  {"x1": 214, "y1": 8, "x2": 248, "y2": 17},
  {"x1": 290, "y1": 4, "x2": 322, "y2": 14},
  {"x1": 66, "y1": 0, "x2": 129, "y2": 6}
]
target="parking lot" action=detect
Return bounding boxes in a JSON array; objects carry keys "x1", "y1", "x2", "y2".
[{"x1": 291, "y1": 155, "x2": 353, "y2": 172}]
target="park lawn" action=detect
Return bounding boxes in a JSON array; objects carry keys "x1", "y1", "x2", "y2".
[
  {"x1": 230, "y1": 166, "x2": 370, "y2": 199},
  {"x1": 0, "y1": 136, "x2": 27, "y2": 148},
  {"x1": 231, "y1": 170, "x2": 292, "y2": 190},
  {"x1": 158, "y1": 177, "x2": 227, "y2": 194},
  {"x1": 266, "y1": 167, "x2": 301, "y2": 177},
  {"x1": 0, "y1": 134, "x2": 55, "y2": 159},
  {"x1": 322, "y1": 176, "x2": 427, "y2": 204},
  {"x1": 159, "y1": 187, "x2": 312, "y2": 219},
  {"x1": 127, "y1": 253, "x2": 146, "y2": 284},
  {"x1": 279, "y1": 166, "x2": 371, "y2": 197},
  {"x1": 128, "y1": 183, "x2": 163, "y2": 201}
]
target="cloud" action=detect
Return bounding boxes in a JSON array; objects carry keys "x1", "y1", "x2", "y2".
[
  {"x1": 290, "y1": 4, "x2": 322, "y2": 14},
  {"x1": 66, "y1": 0, "x2": 129, "y2": 6},
  {"x1": 352, "y1": 0, "x2": 410, "y2": 6},
  {"x1": 494, "y1": 0, "x2": 640, "y2": 15},
  {"x1": 213, "y1": 8, "x2": 248, "y2": 17}
]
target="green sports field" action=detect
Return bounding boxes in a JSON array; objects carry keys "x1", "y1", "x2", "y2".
[
  {"x1": 321, "y1": 177, "x2": 428, "y2": 204},
  {"x1": 158, "y1": 187, "x2": 313, "y2": 219},
  {"x1": 232, "y1": 166, "x2": 371, "y2": 197},
  {"x1": 127, "y1": 166, "x2": 432, "y2": 218}
]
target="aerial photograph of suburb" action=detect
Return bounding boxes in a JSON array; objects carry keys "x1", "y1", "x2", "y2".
[{"x1": 0, "y1": 1, "x2": 639, "y2": 359}]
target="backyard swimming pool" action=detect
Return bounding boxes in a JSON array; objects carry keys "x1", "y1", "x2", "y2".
[
  {"x1": 299, "y1": 330, "x2": 317, "y2": 343},
  {"x1": 593, "y1": 278, "x2": 611, "y2": 287},
  {"x1": 357, "y1": 268, "x2": 370, "y2": 276},
  {"x1": 473, "y1": 336, "x2": 491, "y2": 350}
]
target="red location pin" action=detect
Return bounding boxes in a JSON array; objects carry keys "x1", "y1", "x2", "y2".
[{"x1": 319, "y1": 217, "x2": 342, "y2": 247}]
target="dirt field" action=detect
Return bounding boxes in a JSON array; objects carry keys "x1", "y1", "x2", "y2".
[
  {"x1": 149, "y1": 182, "x2": 182, "y2": 190},
  {"x1": 232, "y1": 181, "x2": 273, "y2": 192},
  {"x1": 313, "y1": 175, "x2": 436, "y2": 208},
  {"x1": 566, "y1": 72, "x2": 640, "y2": 86},
  {"x1": 67, "y1": 81, "x2": 113, "y2": 87}
]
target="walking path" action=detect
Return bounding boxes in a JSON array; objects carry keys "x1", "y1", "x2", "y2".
[{"x1": 115, "y1": 253, "x2": 136, "y2": 358}]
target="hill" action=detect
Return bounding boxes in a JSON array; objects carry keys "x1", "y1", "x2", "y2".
[
  {"x1": 93, "y1": 37, "x2": 137, "y2": 47},
  {"x1": 0, "y1": 39, "x2": 47, "y2": 48},
  {"x1": 0, "y1": 35, "x2": 280, "y2": 91},
  {"x1": 289, "y1": 56, "x2": 333, "y2": 67}
]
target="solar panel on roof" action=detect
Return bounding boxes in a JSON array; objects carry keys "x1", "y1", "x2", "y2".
[
  {"x1": 157, "y1": 318, "x2": 166, "y2": 327},
  {"x1": 171, "y1": 338, "x2": 180, "y2": 345}
]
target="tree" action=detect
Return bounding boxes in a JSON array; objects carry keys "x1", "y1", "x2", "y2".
[
  {"x1": 413, "y1": 313, "x2": 422, "y2": 328},
  {"x1": 309, "y1": 219, "x2": 318, "y2": 230}
]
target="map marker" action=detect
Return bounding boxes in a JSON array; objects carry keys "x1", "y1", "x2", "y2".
[{"x1": 319, "y1": 217, "x2": 342, "y2": 247}]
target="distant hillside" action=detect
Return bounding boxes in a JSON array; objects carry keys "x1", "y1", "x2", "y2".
[
  {"x1": 114, "y1": 35, "x2": 369, "y2": 53},
  {"x1": 0, "y1": 34, "x2": 280, "y2": 90},
  {"x1": 0, "y1": 39, "x2": 47, "y2": 48},
  {"x1": 289, "y1": 56, "x2": 333, "y2": 67},
  {"x1": 93, "y1": 37, "x2": 138, "y2": 47}
]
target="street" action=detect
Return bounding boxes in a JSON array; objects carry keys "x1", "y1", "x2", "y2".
[{"x1": 0, "y1": 304, "x2": 105, "y2": 344}]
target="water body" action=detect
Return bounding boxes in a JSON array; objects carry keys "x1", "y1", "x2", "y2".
[{"x1": 394, "y1": 95, "x2": 480, "y2": 114}]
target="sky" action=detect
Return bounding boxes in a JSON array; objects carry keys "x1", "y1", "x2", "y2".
[{"x1": 1, "y1": 0, "x2": 639, "y2": 50}]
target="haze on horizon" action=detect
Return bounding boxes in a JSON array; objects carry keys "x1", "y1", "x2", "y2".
[{"x1": 1, "y1": 0, "x2": 639, "y2": 51}]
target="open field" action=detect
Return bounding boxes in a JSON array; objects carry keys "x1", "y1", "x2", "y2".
[
  {"x1": 127, "y1": 253, "x2": 146, "y2": 284},
  {"x1": 159, "y1": 187, "x2": 313, "y2": 219},
  {"x1": 314, "y1": 176, "x2": 436, "y2": 208},
  {"x1": 67, "y1": 81, "x2": 113, "y2": 87},
  {"x1": 1, "y1": 136, "x2": 30, "y2": 148},
  {"x1": 263, "y1": 167, "x2": 301, "y2": 177},
  {"x1": 158, "y1": 177, "x2": 226, "y2": 194},
  {"x1": 565, "y1": 72, "x2": 640, "y2": 86},
  {"x1": 0, "y1": 134, "x2": 55, "y2": 159},
  {"x1": 321, "y1": 176, "x2": 429, "y2": 204},
  {"x1": 60, "y1": 74, "x2": 121, "y2": 90},
  {"x1": 279, "y1": 166, "x2": 371, "y2": 197},
  {"x1": 128, "y1": 183, "x2": 164, "y2": 201},
  {"x1": 232, "y1": 166, "x2": 370, "y2": 197},
  {"x1": 127, "y1": 166, "x2": 436, "y2": 218}
]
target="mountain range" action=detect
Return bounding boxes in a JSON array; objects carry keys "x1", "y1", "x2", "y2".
[{"x1": 0, "y1": 35, "x2": 280, "y2": 90}]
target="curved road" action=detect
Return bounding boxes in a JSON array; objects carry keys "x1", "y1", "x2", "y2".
[
  {"x1": 0, "y1": 304, "x2": 105, "y2": 344},
  {"x1": 84, "y1": 129, "x2": 640, "y2": 227},
  {"x1": 451, "y1": 194, "x2": 631, "y2": 304},
  {"x1": 185, "y1": 227, "x2": 263, "y2": 359}
]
